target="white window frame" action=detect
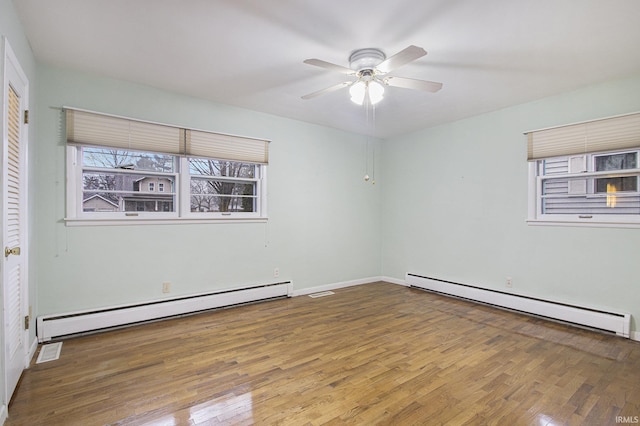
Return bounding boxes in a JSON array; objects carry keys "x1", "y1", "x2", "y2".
[
  {"x1": 528, "y1": 148, "x2": 640, "y2": 228},
  {"x1": 66, "y1": 145, "x2": 267, "y2": 226}
]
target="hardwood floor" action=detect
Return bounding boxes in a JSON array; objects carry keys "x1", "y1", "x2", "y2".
[{"x1": 6, "y1": 282, "x2": 640, "y2": 425}]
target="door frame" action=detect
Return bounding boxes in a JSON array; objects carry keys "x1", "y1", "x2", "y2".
[{"x1": 0, "y1": 36, "x2": 31, "y2": 421}]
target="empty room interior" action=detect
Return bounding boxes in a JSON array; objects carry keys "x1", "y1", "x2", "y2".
[{"x1": 1, "y1": 1, "x2": 640, "y2": 424}]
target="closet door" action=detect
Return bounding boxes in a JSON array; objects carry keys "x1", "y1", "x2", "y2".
[{"x1": 2, "y1": 38, "x2": 29, "y2": 402}]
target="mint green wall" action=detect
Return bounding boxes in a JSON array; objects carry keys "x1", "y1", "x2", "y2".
[
  {"x1": 0, "y1": 1, "x2": 35, "y2": 78},
  {"x1": 381, "y1": 74, "x2": 640, "y2": 332},
  {"x1": 34, "y1": 65, "x2": 382, "y2": 314}
]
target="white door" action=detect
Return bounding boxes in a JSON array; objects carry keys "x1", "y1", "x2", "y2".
[{"x1": 2, "y1": 39, "x2": 29, "y2": 402}]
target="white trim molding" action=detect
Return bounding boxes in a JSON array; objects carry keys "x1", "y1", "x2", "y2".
[
  {"x1": 0, "y1": 404, "x2": 7, "y2": 425},
  {"x1": 27, "y1": 336, "x2": 38, "y2": 366},
  {"x1": 292, "y1": 277, "x2": 379, "y2": 297},
  {"x1": 380, "y1": 276, "x2": 407, "y2": 286},
  {"x1": 291, "y1": 276, "x2": 408, "y2": 297}
]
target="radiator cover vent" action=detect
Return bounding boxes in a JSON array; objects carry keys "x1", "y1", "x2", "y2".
[
  {"x1": 407, "y1": 273, "x2": 630, "y2": 338},
  {"x1": 37, "y1": 282, "x2": 293, "y2": 342}
]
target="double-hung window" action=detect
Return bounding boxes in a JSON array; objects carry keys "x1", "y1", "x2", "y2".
[
  {"x1": 527, "y1": 112, "x2": 640, "y2": 226},
  {"x1": 66, "y1": 108, "x2": 269, "y2": 224}
]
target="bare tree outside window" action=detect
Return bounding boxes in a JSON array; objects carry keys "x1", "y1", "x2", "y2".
[{"x1": 189, "y1": 158, "x2": 257, "y2": 212}]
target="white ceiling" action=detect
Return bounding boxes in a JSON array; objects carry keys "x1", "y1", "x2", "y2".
[{"x1": 13, "y1": 0, "x2": 640, "y2": 138}]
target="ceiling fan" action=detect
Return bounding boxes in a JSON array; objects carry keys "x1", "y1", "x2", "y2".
[{"x1": 301, "y1": 45, "x2": 443, "y2": 105}]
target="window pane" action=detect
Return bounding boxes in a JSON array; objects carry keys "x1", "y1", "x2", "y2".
[
  {"x1": 190, "y1": 179, "x2": 254, "y2": 196},
  {"x1": 83, "y1": 172, "x2": 175, "y2": 212},
  {"x1": 190, "y1": 179, "x2": 256, "y2": 212},
  {"x1": 541, "y1": 193, "x2": 640, "y2": 215},
  {"x1": 595, "y1": 177, "x2": 637, "y2": 193},
  {"x1": 190, "y1": 196, "x2": 255, "y2": 213},
  {"x1": 83, "y1": 172, "x2": 175, "y2": 192},
  {"x1": 83, "y1": 147, "x2": 175, "y2": 172},
  {"x1": 541, "y1": 174, "x2": 640, "y2": 215},
  {"x1": 189, "y1": 158, "x2": 256, "y2": 178},
  {"x1": 595, "y1": 152, "x2": 637, "y2": 171},
  {"x1": 124, "y1": 199, "x2": 174, "y2": 212}
]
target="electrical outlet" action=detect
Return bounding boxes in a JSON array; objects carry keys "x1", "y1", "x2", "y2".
[
  {"x1": 274, "y1": 268, "x2": 280, "y2": 278},
  {"x1": 162, "y1": 282, "x2": 171, "y2": 293},
  {"x1": 506, "y1": 277, "x2": 513, "y2": 288}
]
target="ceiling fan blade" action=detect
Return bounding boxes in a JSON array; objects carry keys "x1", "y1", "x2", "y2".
[
  {"x1": 303, "y1": 59, "x2": 355, "y2": 75},
  {"x1": 376, "y1": 45, "x2": 427, "y2": 74},
  {"x1": 301, "y1": 81, "x2": 352, "y2": 100},
  {"x1": 384, "y1": 76, "x2": 443, "y2": 92}
]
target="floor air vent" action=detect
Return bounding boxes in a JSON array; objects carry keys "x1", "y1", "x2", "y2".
[{"x1": 36, "y1": 342, "x2": 63, "y2": 364}]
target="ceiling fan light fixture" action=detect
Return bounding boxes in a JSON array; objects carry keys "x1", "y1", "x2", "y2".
[
  {"x1": 349, "y1": 80, "x2": 385, "y2": 106},
  {"x1": 349, "y1": 81, "x2": 366, "y2": 105},
  {"x1": 368, "y1": 80, "x2": 384, "y2": 105}
]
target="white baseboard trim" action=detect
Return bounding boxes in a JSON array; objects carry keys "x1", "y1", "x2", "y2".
[
  {"x1": 26, "y1": 336, "x2": 38, "y2": 367},
  {"x1": 632, "y1": 331, "x2": 640, "y2": 342},
  {"x1": 292, "y1": 277, "x2": 381, "y2": 297},
  {"x1": 292, "y1": 276, "x2": 408, "y2": 297},
  {"x1": 380, "y1": 276, "x2": 407, "y2": 286},
  {"x1": 1, "y1": 403, "x2": 7, "y2": 425}
]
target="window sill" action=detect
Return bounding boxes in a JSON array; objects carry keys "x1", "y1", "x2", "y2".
[
  {"x1": 65, "y1": 217, "x2": 268, "y2": 227},
  {"x1": 527, "y1": 218, "x2": 640, "y2": 229}
]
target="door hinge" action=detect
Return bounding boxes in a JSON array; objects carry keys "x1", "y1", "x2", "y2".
[
  {"x1": 24, "y1": 109, "x2": 29, "y2": 124},
  {"x1": 24, "y1": 315, "x2": 30, "y2": 330}
]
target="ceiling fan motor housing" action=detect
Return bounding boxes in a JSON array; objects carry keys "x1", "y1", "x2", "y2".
[{"x1": 349, "y1": 48, "x2": 386, "y2": 73}]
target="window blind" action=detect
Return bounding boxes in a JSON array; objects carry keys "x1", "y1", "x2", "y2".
[
  {"x1": 526, "y1": 112, "x2": 640, "y2": 161},
  {"x1": 187, "y1": 130, "x2": 269, "y2": 164},
  {"x1": 65, "y1": 108, "x2": 269, "y2": 164}
]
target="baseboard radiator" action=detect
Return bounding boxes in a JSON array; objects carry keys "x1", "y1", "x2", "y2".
[
  {"x1": 37, "y1": 281, "x2": 293, "y2": 342},
  {"x1": 406, "y1": 273, "x2": 631, "y2": 338}
]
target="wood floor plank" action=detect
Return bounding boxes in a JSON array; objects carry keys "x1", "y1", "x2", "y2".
[{"x1": 6, "y1": 282, "x2": 640, "y2": 425}]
